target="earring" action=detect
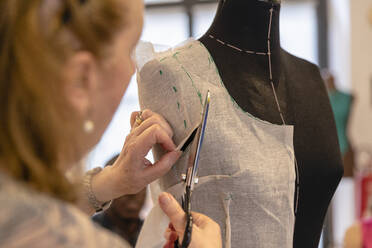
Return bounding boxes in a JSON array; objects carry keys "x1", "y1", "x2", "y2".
[{"x1": 84, "y1": 120, "x2": 95, "y2": 133}]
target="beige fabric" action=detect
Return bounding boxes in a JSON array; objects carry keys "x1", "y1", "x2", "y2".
[
  {"x1": 135, "y1": 39, "x2": 296, "y2": 248},
  {"x1": 0, "y1": 172, "x2": 131, "y2": 248}
]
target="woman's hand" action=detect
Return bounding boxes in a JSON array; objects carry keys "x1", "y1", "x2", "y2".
[
  {"x1": 92, "y1": 110, "x2": 182, "y2": 203},
  {"x1": 159, "y1": 192, "x2": 222, "y2": 248}
]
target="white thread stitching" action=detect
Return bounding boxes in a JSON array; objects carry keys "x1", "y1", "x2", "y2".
[{"x1": 208, "y1": 35, "x2": 267, "y2": 55}]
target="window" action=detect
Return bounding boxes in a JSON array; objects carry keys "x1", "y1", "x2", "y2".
[{"x1": 281, "y1": 1, "x2": 318, "y2": 65}]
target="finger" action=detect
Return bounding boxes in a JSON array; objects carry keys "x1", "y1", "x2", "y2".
[
  {"x1": 141, "y1": 109, "x2": 154, "y2": 120},
  {"x1": 163, "y1": 242, "x2": 171, "y2": 248},
  {"x1": 169, "y1": 232, "x2": 179, "y2": 246},
  {"x1": 159, "y1": 192, "x2": 186, "y2": 232},
  {"x1": 164, "y1": 228, "x2": 178, "y2": 241},
  {"x1": 164, "y1": 228, "x2": 171, "y2": 238},
  {"x1": 131, "y1": 109, "x2": 153, "y2": 129},
  {"x1": 135, "y1": 125, "x2": 177, "y2": 158},
  {"x1": 142, "y1": 151, "x2": 181, "y2": 182},
  {"x1": 132, "y1": 115, "x2": 174, "y2": 139},
  {"x1": 169, "y1": 223, "x2": 176, "y2": 231},
  {"x1": 141, "y1": 157, "x2": 153, "y2": 167},
  {"x1": 191, "y1": 211, "x2": 221, "y2": 233},
  {"x1": 163, "y1": 236, "x2": 177, "y2": 248},
  {"x1": 130, "y1": 111, "x2": 141, "y2": 128},
  {"x1": 190, "y1": 212, "x2": 210, "y2": 228}
]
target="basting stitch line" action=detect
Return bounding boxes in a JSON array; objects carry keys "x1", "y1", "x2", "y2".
[
  {"x1": 171, "y1": 51, "x2": 204, "y2": 105},
  {"x1": 158, "y1": 62, "x2": 186, "y2": 128},
  {"x1": 209, "y1": 35, "x2": 267, "y2": 55},
  {"x1": 160, "y1": 50, "x2": 204, "y2": 129},
  {"x1": 180, "y1": 65, "x2": 203, "y2": 105}
]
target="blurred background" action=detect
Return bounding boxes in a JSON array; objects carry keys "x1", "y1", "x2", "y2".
[{"x1": 87, "y1": 0, "x2": 372, "y2": 247}]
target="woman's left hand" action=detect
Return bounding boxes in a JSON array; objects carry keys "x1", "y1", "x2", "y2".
[{"x1": 91, "y1": 109, "x2": 182, "y2": 203}]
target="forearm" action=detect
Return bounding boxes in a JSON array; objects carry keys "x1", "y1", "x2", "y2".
[
  {"x1": 76, "y1": 188, "x2": 96, "y2": 216},
  {"x1": 77, "y1": 166, "x2": 123, "y2": 216}
]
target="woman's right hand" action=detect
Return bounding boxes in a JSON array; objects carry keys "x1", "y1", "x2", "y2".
[
  {"x1": 114, "y1": 109, "x2": 182, "y2": 194},
  {"x1": 91, "y1": 109, "x2": 182, "y2": 203},
  {"x1": 159, "y1": 192, "x2": 222, "y2": 248}
]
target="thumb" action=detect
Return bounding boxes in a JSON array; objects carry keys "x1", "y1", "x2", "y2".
[{"x1": 159, "y1": 192, "x2": 186, "y2": 232}]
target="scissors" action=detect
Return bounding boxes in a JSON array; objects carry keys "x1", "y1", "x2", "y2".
[{"x1": 175, "y1": 90, "x2": 211, "y2": 248}]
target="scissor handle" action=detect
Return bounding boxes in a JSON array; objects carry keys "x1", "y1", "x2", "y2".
[
  {"x1": 174, "y1": 186, "x2": 193, "y2": 248},
  {"x1": 174, "y1": 213, "x2": 193, "y2": 248}
]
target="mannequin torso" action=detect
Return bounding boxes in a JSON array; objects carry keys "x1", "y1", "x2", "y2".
[
  {"x1": 199, "y1": 0, "x2": 343, "y2": 247},
  {"x1": 199, "y1": 0, "x2": 288, "y2": 124}
]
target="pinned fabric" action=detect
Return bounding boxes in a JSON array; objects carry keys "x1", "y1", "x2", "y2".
[{"x1": 135, "y1": 39, "x2": 296, "y2": 248}]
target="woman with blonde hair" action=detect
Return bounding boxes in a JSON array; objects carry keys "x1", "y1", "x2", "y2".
[{"x1": 0, "y1": 0, "x2": 221, "y2": 247}]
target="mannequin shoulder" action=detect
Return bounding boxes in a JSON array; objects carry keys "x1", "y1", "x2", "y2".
[
  {"x1": 137, "y1": 49, "x2": 185, "y2": 87},
  {"x1": 136, "y1": 40, "x2": 205, "y2": 105},
  {"x1": 280, "y1": 49, "x2": 327, "y2": 95},
  {"x1": 281, "y1": 49, "x2": 323, "y2": 81}
]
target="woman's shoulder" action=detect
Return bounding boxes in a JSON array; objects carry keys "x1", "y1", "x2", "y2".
[{"x1": 0, "y1": 173, "x2": 131, "y2": 248}]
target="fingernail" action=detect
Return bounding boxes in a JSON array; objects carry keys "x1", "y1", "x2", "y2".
[{"x1": 159, "y1": 192, "x2": 171, "y2": 206}]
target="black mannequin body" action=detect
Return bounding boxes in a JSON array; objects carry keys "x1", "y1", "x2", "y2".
[{"x1": 199, "y1": 0, "x2": 343, "y2": 247}]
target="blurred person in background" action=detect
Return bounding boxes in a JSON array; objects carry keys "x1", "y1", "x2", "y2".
[{"x1": 93, "y1": 155, "x2": 146, "y2": 247}]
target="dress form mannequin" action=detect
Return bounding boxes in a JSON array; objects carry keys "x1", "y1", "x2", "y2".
[{"x1": 199, "y1": 0, "x2": 344, "y2": 247}]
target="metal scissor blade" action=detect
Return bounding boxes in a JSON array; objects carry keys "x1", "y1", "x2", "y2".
[
  {"x1": 176, "y1": 91, "x2": 210, "y2": 248},
  {"x1": 185, "y1": 91, "x2": 211, "y2": 188},
  {"x1": 180, "y1": 126, "x2": 199, "y2": 152}
]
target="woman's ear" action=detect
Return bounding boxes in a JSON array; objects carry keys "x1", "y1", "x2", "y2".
[{"x1": 62, "y1": 51, "x2": 98, "y2": 117}]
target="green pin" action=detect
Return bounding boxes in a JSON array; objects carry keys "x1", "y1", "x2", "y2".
[
  {"x1": 197, "y1": 91, "x2": 203, "y2": 104},
  {"x1": 173, "y1": 86, "x2": 178, "y2": 93}
]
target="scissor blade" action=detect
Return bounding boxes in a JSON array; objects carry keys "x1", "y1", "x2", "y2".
[
  {"x1": 180, "y1": 126, "x2": 199, "y2": 152},
  {"x1": 191, "y1": 91, "x2": 210, "y2": 178},
  {"x1": 185, "y1": 91, "x2": 211, "y2": 187}
]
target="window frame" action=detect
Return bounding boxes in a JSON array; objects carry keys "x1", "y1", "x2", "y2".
[{"x1": 145, "y1": 0, "x2": 328, "y2": 68}]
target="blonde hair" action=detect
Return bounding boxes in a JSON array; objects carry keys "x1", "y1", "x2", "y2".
[{"x1": 0, "y1": 0, "x2": 127, "y2": 202}]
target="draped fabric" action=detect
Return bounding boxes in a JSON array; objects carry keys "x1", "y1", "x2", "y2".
[{"x1": 135, "y1": 40, "x2": 296, "y2": 248}]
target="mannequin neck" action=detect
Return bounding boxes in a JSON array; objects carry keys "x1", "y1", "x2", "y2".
[{"x1": 202, "y1": 0, "x2": 281, "y2": 53}]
